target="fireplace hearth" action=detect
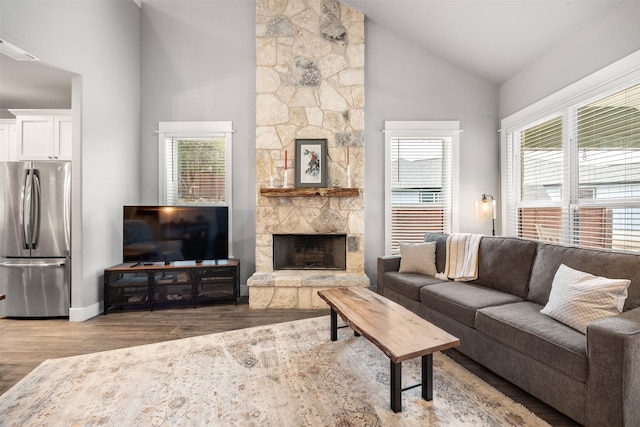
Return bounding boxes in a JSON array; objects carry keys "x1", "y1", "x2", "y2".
[{"x1": 273, "y1": 234, "x2": 346, "y2": 270}]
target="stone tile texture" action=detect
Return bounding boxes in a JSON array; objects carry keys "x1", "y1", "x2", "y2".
[{"x1": 250, "y1": 0, "x2": 367, "y2": 308}]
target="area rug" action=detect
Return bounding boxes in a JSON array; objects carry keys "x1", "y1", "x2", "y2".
[{"x1": 0, "y1": 316, "x2": 550, "y2": 426}]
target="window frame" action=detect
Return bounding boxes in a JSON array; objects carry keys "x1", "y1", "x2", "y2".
[
  {"x1": 384, "y1": 120, "x2": 460, "y2": 256},
  {"x1": 501, "y1": 52, "x2": 640, "y2": 250}
]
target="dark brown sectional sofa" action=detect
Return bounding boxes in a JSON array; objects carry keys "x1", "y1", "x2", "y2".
[{"x1": 377, "y1": 232, "x2": 640, "y2": 426}]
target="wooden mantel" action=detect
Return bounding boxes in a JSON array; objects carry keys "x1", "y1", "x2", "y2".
[{"x1": 260, "y1": 187, "x2": 360, "y2": 197}]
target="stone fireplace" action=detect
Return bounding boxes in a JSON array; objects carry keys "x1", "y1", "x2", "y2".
[{"x1": 248, "y1": 0, "x2": 369, "y2": 309}]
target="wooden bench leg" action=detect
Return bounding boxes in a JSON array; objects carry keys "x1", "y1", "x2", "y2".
[
  {"x1": 390, "y1": 355, "x2": 432, "y2": 412},
  {"x1": 422, "y1": 354, "x2": 433, "y2": 401},
  {"x1": 390, "y1": 360, "x2": 402, "y2": 412},
  {"x1": 330, "y1": 308, "x2": 338, "y2": 341},
  {"x1": 330, "y1": 309, "x2": 360, "y2": 340}
]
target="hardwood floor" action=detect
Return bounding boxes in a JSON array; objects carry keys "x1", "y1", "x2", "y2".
[{"x1": 0, "y1": 302, "x2": 580, "y2": 426}]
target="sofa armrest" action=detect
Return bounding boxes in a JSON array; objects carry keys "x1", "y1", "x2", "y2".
[
  {"x1": 586, "y1": 307, "x2": 640, "y2": 426},
  {"x1": 376, "y1": 256, "x2": 401, "y2": 295}
]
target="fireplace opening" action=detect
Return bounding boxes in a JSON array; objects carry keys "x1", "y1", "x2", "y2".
[{"x1": 273, "y1": 234, "x2": 346, "y2": 270}]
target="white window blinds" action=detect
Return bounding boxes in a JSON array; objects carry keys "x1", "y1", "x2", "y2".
[
  {"x1": 165, "y1": 137, "x2": 226, "y2": 205},
  {"x1": 384, "y1": 121, "x2": 459, "y2": 255},
  {"x1": 158, "y1": 121, "x2": 233, "y2": 207},
  {"x1": 506, "y1": 82, "x2": 640, "y2": 252}
]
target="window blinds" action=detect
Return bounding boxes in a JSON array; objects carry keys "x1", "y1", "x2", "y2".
[
  {"x1": 165, "y1": 137, "x2": 227, "y2": 205},
  {"x1": 389, "y1": 136, "x2": 452, "y2": 254},
  {"x1": 507, "y1": 82, "x2": 640, "y2": 252}
]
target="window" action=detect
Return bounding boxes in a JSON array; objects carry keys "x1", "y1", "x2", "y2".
[
  {"x1": 504, "y1": 82, "x2": 640, "y2": 252},
  {"x1": 157, "y1": 121, "x2": 233, "y2": 206},
  {"x1": 165, "y1": 137, "x2": 226, "y2": 204},
  {"x1": 384, "y1": 121, "x2": 460, "y2": 255}
]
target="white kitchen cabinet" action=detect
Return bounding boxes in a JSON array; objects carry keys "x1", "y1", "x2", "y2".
[
  {"x1": 10, "y1": 109, "x2": 72, "y2": 161},
  {"x1": 0, "y1": 120, "x2": 17, "y2": 162},
  {"x1": 54, "y1": 115, "x2": 72, "y2": 159}
]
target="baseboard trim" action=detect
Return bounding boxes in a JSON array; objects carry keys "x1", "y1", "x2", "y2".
[{"x1": 69, "y1": 301, "x2": 102, "y2": 322}]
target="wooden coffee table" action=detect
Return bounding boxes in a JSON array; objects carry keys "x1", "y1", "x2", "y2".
[{"x1": 318, "y1": 287, "x2": 460, "y2": 412}]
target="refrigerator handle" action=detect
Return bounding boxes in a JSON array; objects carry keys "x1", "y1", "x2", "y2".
[
  {"x1": 22, "y1": 169, "x2": 32, "y2": 250},
  {"x1": 0, "y1": 260, "x2": 66, "y2": 268},
  {"x1": 32, "y1": 170, "x2": 41, "y2": 249}
]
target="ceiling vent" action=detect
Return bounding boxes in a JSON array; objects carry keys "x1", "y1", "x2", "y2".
[{"x1": 0, "y1": 39, "x2": 40, "y2": 61}]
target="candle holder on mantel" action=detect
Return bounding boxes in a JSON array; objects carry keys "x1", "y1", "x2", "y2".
[
  {"x1": 346, "y1": 146, "x2": 351, "y2": 188},
  {"x1": 283, "y1": 169, "x2": 289, "y2": 188}
]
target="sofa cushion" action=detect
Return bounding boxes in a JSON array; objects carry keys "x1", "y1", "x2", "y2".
[
  {"x1": 383, "y1": 272, "x2": 444, "y2": 301},
  {"x1": 471, "y1": 236, "x2": 538, "y2": 299},
  {"x1": 398, "y1": 242, "x2": 437, "y2": 276},
  {"x1": 476, "y1": 301, "x2": 588, "y2": 382},
  {"x1": 425, "y1": 232, "x2": 448, "y2": 274},
  {"x1": 420, "y1": 282, "x2": 523, "y2": 328},
  {"x1": 540, "y1": 264, "x2": 629, "y2": 334},
  {"x1": 528, "y1": 243, "x2": 640, "y2": 311}
]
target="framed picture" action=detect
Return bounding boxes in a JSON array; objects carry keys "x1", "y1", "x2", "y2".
[{"x1": 295, "y1": 139, "x2": 327, "y2": 188}]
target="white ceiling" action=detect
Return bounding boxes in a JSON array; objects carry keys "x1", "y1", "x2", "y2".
[
  {"x1": 344, "y1": 0, "x2": 626, "y2": 83},
  {"x1": 0, "y1": 0, "x2": 628, "y2": 115}
]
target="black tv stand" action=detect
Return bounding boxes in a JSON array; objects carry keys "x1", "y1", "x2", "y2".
[{"x1": 104, "y1": 259, "x2": 240, "y2": 314}]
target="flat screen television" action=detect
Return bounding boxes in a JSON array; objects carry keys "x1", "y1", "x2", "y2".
[{"x1": 123, "y1": 206, "x2": 229, "y2": 263}]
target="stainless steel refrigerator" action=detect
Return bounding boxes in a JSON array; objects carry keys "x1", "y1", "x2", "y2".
[{"x1": 0, "y1": 161, "x2": 71, "y2": 317}]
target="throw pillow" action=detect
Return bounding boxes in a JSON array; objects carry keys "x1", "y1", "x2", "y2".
[
  {"x1": 540, "y1": 264, "x2": 630, "y2": 334},
  {"x1": 398, "y1": 242, "x2": 437, "y2": 277}
]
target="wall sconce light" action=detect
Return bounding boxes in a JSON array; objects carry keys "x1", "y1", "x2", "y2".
[{"x1": 475, "y1": 194, "x2": 496, "y2": 236}]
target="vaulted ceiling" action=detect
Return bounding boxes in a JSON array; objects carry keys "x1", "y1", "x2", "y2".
[
  {"x1": 343, "y1": 0, "x2": 625, "y2": 83},
  {"x1": 0, "y1": 0, "x2": 628, "y2": 115}
]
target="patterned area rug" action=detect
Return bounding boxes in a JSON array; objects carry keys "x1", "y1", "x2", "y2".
[{"x1": 0, "y1": 316, "x2": 549, "y2": 426}]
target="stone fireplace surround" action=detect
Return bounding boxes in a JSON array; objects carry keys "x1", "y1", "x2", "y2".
[{"x1": 248, "y1": 0, "x2": 369, "y2": 309}]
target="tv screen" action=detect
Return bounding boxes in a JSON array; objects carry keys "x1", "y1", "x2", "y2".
[{"x1": 123, "y1": 206, "x2": 229, "y2": 262}]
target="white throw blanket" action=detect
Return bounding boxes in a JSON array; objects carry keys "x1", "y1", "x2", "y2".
[{"x1": 437, "y1": 233, "x2": 483, "y2": 281}]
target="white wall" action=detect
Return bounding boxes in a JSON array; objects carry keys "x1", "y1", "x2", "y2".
[
  {"x1": 139, "y1": 0, "x2": 256, "y2": 293},
  {"x1": 1, "y1": 1, "x2": 141, "y2": 320},
  {"x1": 500, "y1": 1, "x2": 640, "y2": 118}
]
